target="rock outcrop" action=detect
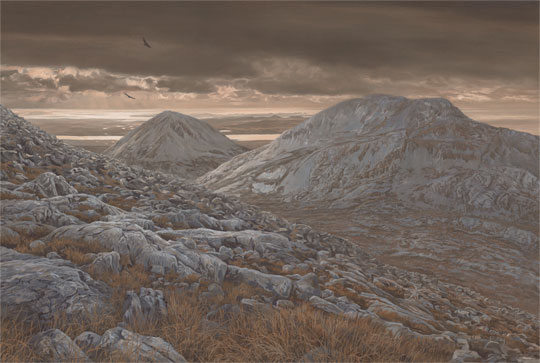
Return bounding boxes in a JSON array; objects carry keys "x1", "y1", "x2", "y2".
[{"x1": 0, "y1": 247, "x2": 110, "y2": 322}]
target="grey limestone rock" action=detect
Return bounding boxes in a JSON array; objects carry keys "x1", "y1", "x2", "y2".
[
  {"x1": 46, "y1": 251, "x2": 62, "y2": 259},
  {"x1": 123, "y1": 288, "x2": 167, "y2": 325},
  {"x1": 450, "y1": 349, "x2": 482, "y2": 363},
  {"x1": 294, "y1": 272, "x2": 321, "y2": 300},
  {"x1": 276, "y1": 299, "x2": 295, "y2": 309},
  {"x1": 218, "y1": 245, "x2": 234, "y2": 261},
  {"x1": 0, "y1": 247, "x2": 110, "y2": 322},
  {"x1": 91, "y1": 251, "x2": 122, "y2": 274},
  {"x1": 74, "y1": 331, "x2": 102, "y2": 353},
  {"x1": 44, "y1": 222, "x2": 179, "y2": 275},
  {"x1": 18, "y1": 172, "x2": 77, "y2": 198},
  {"x1": 1, "y1": 199, "x2": 81, "y2": 227},
  {"x1": 29, "y1": 329, "x2": 90, "y2": 362},
  {"x1": 227, "y1": 265, "x2": 293, "y2": 298},
  {"x1": 308, "y1": 296, "x2": 344, "y2": 315},
  {"x1": 98, "y1": 327, "x2": 186, "y2": 362}
]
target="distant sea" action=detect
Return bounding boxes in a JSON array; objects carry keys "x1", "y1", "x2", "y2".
[{"x1": 12, "y1": 108, "x2": 539, "y2": 136}]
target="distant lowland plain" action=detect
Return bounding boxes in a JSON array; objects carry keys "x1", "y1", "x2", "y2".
[{"x1": 13, "y1": 105, "x2": 539, "y2": 154}]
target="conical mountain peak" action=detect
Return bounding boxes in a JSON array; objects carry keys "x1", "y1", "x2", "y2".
[{"x1": 105, "y1": 110, "x2": 246, "y2": 178}]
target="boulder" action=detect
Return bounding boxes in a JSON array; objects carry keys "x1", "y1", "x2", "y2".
[
  {"x1": 308, "y1": 296, "x2": 344, "y2": 315},
  {"x1": 294, "y1": 272, "x2": 321, "y2": 300},
  {"x1": 74, "y1": 331, "x2": 102, "y2": 353},
  {"x1": 123, "y1": 288, "x2": 167, "y2": 325},
  {"x1": 29, "y1": 329, "x2": 90, "y2": 362},
  {"x1": 98, "y1": 327, "x2": 186, "y2": 362},
  {"x1": 450, "y1": 349, "x2": 482, "y2": 363},
  {"x1": 227, "y1": 265, "x2": 293, "y2": 298},
  {"x1": 276, "y1": 299, "x2": 295, "y2": 309},
  {"x1": 91, "y1": 251, "x2": 122, "y2": 274},
  {"x1": 218, "y1": 245, "x2": 234, "y2": 261},
  {"x1": 18, "y1": 172, "x2": 77, "y2": 198}
]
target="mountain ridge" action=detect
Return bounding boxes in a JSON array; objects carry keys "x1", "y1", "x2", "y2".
[
  {"x1": 198, "y1": 95, "x2": 539, "y2": 313},
  {"x1": 199, "y1": 94, "x2": 538, "y2": 221}
]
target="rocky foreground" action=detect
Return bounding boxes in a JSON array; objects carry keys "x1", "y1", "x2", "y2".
[{"x1": 1, "y1": 104, "x2": 539, "y2": 362}]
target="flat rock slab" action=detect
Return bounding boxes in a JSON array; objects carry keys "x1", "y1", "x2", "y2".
[
  {"x1": 0, "y1": 247, "x2": 110, "y2": 322},
  {"x1": 227, "y1": 265, "x2": 293, "y2": 298}
]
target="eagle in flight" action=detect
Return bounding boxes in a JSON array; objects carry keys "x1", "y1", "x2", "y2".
[
  {"x1": 142, "y1": 37, "x2": 151, "y2": 48},
  {"x1": 124, "y1": 92, "x2": 136, "y2": 100}
]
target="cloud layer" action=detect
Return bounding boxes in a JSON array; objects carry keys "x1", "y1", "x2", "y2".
[{"x1": 1, "y1": 1, "x2": 538, "y2": 126}]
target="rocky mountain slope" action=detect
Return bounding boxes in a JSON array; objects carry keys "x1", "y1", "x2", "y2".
[
  {"x1": 199, "y1": 95, "x2": 539, "y2": 313},
  {"x1": 1, "y1": 104, "x2": 538, "y2": 362},
  {"x1": 105, "y1": 111, "x2": 246, "y2": 179}
]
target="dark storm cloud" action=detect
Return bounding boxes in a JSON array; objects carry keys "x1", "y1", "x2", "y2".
[
  {"x1": 58, "y1": 74, "x2": 129, "y2": 93},
  {"x1": 156, "y1": 77, "x2": 216, "y2": 94},
  {"x1": 0, "y1": 1, "x2": 538, "y2": 100},
  {"x1": 1, "y1": 69, "x2": 18, "y2": 78}
]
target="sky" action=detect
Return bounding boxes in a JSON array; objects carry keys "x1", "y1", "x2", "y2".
[{"x1": 1, "y1": 1, "x2": 539, "y2": 132}]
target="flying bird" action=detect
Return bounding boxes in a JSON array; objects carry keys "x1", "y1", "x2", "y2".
[
  {"x1": 142, "y1": 37, "x2": 151, "y2": 48},
  {"x1": 124, "y1": 92, "x2": 136, "y2": 100}
]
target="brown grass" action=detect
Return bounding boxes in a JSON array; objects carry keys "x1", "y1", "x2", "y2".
[
  {"x1": 23, "y1": 165, "x2": 66, "y2": 180},
  {"x1": 0, "y1": 192, "x2": 32, "y2": 200},
  {"x1": 0, "y1": 162, "x2": 24, "y2": 184},
  {"x1": 326, "y1": 283, "x2": 371, "y2": 309},
  {"x1": 152, "y1": 215, "x2": 172, "y2": 229},
  {"x1": 152, "y1": 215, "x2": 190, "y2": 230},
  {"x1": 155, "y1": 192, "x2": 174, "y2": 201},
  {"x1": 0, "y1": 225, "x2": 52, "y2": 250},
  {"x1": 0, "y1": 267, "x2": 456, "y2": 363},
  {"x1": 1, "y1": 161, "x2": 72, "y2": 186},
  {"x1": 0, "y1": 234, "x2": 111, "y2": 266},
  {"x1": 133, "y1": 291, "x2": 454, "y2": 362},
  {"x1": 0, "y1": 231, "x2": 456, "y2": 362},
  {"x1": 75, "y1": 184, "x2": 115, "y2": 196},
  {"x1": 0, "y1": 307, "x2": 123, "y2": 362},
  {"x1": 105, "y1": 196, "x2": 140, "y2": 211},
  {"x1": 64, "y1": 210, "x2": 102, "y2": 223}
]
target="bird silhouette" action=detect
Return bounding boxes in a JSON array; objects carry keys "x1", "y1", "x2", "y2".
[
  {"x1": 142, "y1": 37, "x2": 151, "y2": 48},
  {"x1": 124, "y1": 92, "x2": 136, "y2": 100}
]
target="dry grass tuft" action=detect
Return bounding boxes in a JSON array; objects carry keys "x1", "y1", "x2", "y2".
[
  {"x1": 152, "y1": 215, "x2": 190, "y2": 230},
  {"x1": 0, "y1": 225, "x2": 52, "y2": 251},
  {"x1": 0, "y1": 192, "x2": 31, "y2": 200},
  {"x1": 1, "y1": 273, "x2": 456, "y2": 363},
  {"x1": 0, "y1": 308, "x2": 122, "y2": 362},
  {"x1": 105, "y1": 196, "x2": 140, "y2": 211},
  {"x1": 0, "y1": 231, "x2": 456, "y2": 362},
  {"x1": 64, "y1": 210, "x2": 103, "y2": 223},
  {"x1": 131, "y1": 290, "x2": 455, "y2": 362}
]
